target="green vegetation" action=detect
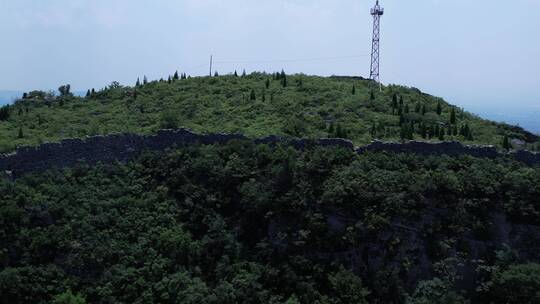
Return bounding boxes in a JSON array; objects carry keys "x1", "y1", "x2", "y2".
[
  {"x1": 1, "y1": 142, "x2": 540, "y2": 303},
  {"x1": 0, "y1": 73, "x2": 537, "y2": 153}
]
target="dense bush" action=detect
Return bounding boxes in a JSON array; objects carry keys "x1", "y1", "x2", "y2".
[{"x1": 1, "y1": 142, "x2": 539, "y2": 303}]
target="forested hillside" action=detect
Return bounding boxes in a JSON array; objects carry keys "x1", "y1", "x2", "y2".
[
  {"x1": 0, "y1": 73, "x2": 537, "y2": 153},
  {"x1": 1, "y1": 141, "x2": 540, "y2": 303}
]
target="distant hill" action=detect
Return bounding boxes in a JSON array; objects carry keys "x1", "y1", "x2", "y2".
[
  {"x1": 0, "y1": 73, "x2": 538, "y2": 153},
  {"x1": 0, "y1": 90, "x2": 23, "y2": 105}
]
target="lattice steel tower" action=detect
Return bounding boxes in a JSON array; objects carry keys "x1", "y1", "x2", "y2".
[{"x1": 369, "y1": 0, "x2": 384, "y2": 83}]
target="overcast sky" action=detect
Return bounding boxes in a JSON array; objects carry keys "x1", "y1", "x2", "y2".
[{"x1": 1, "y1": 0, "x2": 539, "y2": 109}]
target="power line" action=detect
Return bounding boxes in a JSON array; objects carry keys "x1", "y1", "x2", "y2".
[{"x1": 214, "y1": 54, "x2": 370, "y2": 64}]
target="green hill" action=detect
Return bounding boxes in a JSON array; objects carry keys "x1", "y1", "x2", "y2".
[{"x1": 0, "y1": 73, "x2": 538, "y2": 153}]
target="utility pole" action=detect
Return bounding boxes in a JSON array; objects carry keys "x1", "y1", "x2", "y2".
[
  {"x1": 209, "y1": 55, "x2": 213, "y2": 77},
  {"x1": 369, "y1": 0, "x2": 384, "y2": 84}
]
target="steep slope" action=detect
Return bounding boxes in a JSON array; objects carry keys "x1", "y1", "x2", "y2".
[
  {"x1": 0, "y1": 73, "x2": 537, "y2": 153},
  {"x1": 1, "y1": 142, "x2": 539, "y2": 303}
]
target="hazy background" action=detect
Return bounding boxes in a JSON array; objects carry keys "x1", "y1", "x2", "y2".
[{"x1": 1, "y1": 0, "x2": 538, "y2": 132}]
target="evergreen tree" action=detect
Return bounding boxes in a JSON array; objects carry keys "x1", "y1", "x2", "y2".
[
  {"x1": 22, "y1": 92, "x2": 28, "y2": 99},
  {"x1": 404, "y1": 104, "x2": 410, "y2": 114},
  {"x1": 262, "y1": 92, "x2": 266, "y2": 102},
  {"x1": 86, "y1": 90, "x2": 91, "y2": 98},
  {"x1": 421, "y1": 105, "x2": 426, "y2": 116},
  {"x1": 173, "y1": 71, "x2": 179, "y2": 80},
  {"x1": 502, "y1": 136, "x2": 512, "y2": 150},
  {"x1": 436, "y1": 102, "x2": 442, "y2": 115},
  {"x1": 281, "y1": 74, "x2": 287, "y2": 88},
  {"x1": 399, "y1": 113, "x2": 405, "y2": 125},
  {"x1": 370, "y1": 91, "x2": 375, "y2": 100},
  {"x1": 133, "y1": 90, "x2": 138, "y2": 100},
  {"x1": 91, "y1": 88, "x2": 95, "y2": 95},
  {"x1": 167, "y1": 76, "x2": 172, "y2": 84},
  {"x1": 143, "y1": 76, "x2": 148, "y2": 85},
  {"x1": 370, "y1": 123, "x2": 376, "y2": 138},
  {"x1": 415, "y1": 103, "x2": 421, "y2": 113},
  {"x1": 420, "y1": 123, "x2": 427, "y2": 138},
  {"x1": 234, "y1": 70, "x2": 238, "y2": 77},
  {"x1": 399, "y1": 95, "x2": 404, "y2": 106},
  {"x1": 352, "y1": 85, "x2": 356, "y2": 95},
  {"x1": 250, "y1": 89, "x2": 256, "y2": 100},
  {"x1": 214, "y1": 71, "x2": 219, "y2": 77},
  {"x1": 392, "y1": 94, "x2": 398, "y2": 107},
  {"x1": 242, "y1": 69, "x2": 247, "y2": 77},
  {"x1": 17, "y1": 126, "x2": 23, "y2": 138},
  {"x1": 136, "y1": 77, "x2": 141, "y2": 87},
  {"x1": 438, "y1": 128, "x2": 445, "y2": 141},
  {"x1": 265, "y1": 78, "x2": 270, "y2": 89},
  {"x1": 450, "y1": 108, "x2": 456, "y2": 124},
  {"x1": 328, "y1": 123, "x2": 335, "y2": 136}
]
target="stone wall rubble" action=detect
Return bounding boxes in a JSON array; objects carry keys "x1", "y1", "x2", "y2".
[{"x1": 0, "y1": 129, "x2": 538, "y2": 177}]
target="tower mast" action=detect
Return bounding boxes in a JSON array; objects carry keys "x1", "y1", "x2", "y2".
[{"x1": 369, "y1": 0, "x2": 384, "y2": 83}]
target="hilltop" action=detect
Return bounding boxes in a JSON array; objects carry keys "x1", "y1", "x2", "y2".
[
  {"x1": 2, "y1": 73, "x2": 540, "y2": 303},
  {"x1": 0, "y1": 73, "x2": 538, "y2": 153}
]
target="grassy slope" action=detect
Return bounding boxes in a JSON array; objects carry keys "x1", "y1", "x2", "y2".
[{"x1": 0, "y1": 73, "x2": 537, "y2": 153}]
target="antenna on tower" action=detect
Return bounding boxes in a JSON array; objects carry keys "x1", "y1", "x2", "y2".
[{"x1": 369, "y1": 0, "x2": 384, "y2": 85}]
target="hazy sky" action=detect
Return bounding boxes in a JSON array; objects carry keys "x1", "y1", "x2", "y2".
[{"x1": 1, "y1": 0, "x2": 539, "y2": 109}]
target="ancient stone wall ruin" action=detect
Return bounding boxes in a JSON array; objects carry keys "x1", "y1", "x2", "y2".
[{"x1": 0, "y1": 129, "x2": 538, "y2": 177}]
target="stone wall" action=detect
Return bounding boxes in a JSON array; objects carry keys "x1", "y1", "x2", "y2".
[{"x1": 0, "y1": 129, "x2": 539, "y2": 177}]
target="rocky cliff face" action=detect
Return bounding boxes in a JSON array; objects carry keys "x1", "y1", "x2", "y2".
[{"x1": 1, "y1": 129, "x2": 539, "y2": 177}]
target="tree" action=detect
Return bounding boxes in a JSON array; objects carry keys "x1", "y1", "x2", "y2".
[
  {"x1": 0, "y1": 105, "x2": 10, "y2": 121},
  {"x1": 370, "y1": 91, "x2": 375, "y2": 100},
  {"x1": 136, "y1": 77, "x2": 141, "y2": 87},
  {"x1": 438, "y1": 127, "x2": 445, "y2": 141},
  {"x1": 173, "y1": 71, "x2": 179, "y2": 80},
  {"x1": 242, "y1": 69, "x2": 247, "y2": 77},
  {"x1": 436, "y1": 102, "x2": 442, "y2": 115},
  {"x1": 421, "y1": 105, "x2": 426, "y2": 116},
  {"x1": 450, "y1": 108, "x2": 456, "y2": 124},
  {"x1": 250, "y1": 89, "x2": 256, "y2": 100},
  {"x1": 160, "y1": 110, "x2": 180, "y2": 129},
  {"x1": 168, "y1": 76, "x2": 172, "y2": 84},
  {"x1": 486, "y1": 263, "x2": 540, "y2": 304},
  {"x1": 234, "y1": 70, "x2": 238, "y2": 77},
  {"x1": 328, "y1": 268, "x2": 370, "y2": 304},
  {"x1": 58, "y1": 84, "x2": 72, "y2": 97},
  {"x1": 143, "y1": 76, "x2": 148, "y2": 84},
  {"x1": 352, "y1": 85, "x2": 356, "y2": 95},
  {"x1": 281, "y1": 70, "x2": 287, "y2": 87},
  {"x1": 52, "y1": 291, "x2": 87, "y2": 304},
  {"x1": 502, "y1": 136, "x2": 512, "y2": 150},
  {"x1": 415, "y1": 103, "x2": 421, "y2": 113},
  {"x1": 17, "y1": 126, "x2": 24, "y2": 138},
  {"x1": 22, "y1": 92, "x2": 28, "y2": 99},
  {"x1": 265, "y1": 78, "x2": 270, "y2": 89},
  {"x1": 85, "y1": 90, "x2": 90, "y2": 98},
  {"x1": 214, "y1": 71, "x2": 219, "y2": 77}
]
